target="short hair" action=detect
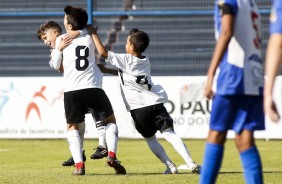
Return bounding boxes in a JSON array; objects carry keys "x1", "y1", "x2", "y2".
[
  {"x1": 128, "y1": 29, "x2": 150, "y2": 53},
  {"x1": 64, "y1": 5, "x2": 88, "y2": 30},
  {"x1": 36, "y1": 21, "x2": 62, "y2": 40}
]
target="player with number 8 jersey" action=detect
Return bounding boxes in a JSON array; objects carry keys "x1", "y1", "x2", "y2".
[{"x1": 51, "y1": 5, "x2": 126, "y2": 175}]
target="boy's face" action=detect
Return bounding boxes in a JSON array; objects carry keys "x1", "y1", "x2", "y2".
[{"x1": 41, "y1": 29, "x2": 58, "y2": 49}]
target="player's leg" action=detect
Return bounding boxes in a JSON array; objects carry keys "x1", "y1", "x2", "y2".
[
  {"x1": 90, "y1": 88, "x2": 125, "y2": 174},
  {"x1": 200, "y1": 95, "x2": 232, "y2": 184},
  {"x1": 162, "y1": 128, "x2": 200, "y2": 173},
  {"x1": 67, "y1": 123, "x2": 85, "y2": 175},
  {"x1": 234, "y1": 96, "x2": 264, "y2": 184},
  {"x1": 130, "y1": 104, "x2": 177, "y2": 174},
  {"x1": 235, "y1": 130, "x2": 263, "y2": 184},
  {"x1": 156, "y1": 104, "x2": 200, "y2": 173},
  {"x1": 144, "y1": 135, "x2": 178, "y2": 174},
  {"x1": 90, "y1": 120, "x2": 108, "y2": 160},
  {"x1": 103, "y1": 114, "x2": 126, "y2": 174},
  {"x1": 64, "y1": 90, "x2": 86, "y2": 175},
  {"x1": 62, "y1": 122, "x2": 86, "y2": 166},
  {"x1": 200, "y1": 130, "x2": 227, "y2": 184}
]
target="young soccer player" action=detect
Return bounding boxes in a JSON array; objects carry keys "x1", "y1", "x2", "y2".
[
  {"x1": 264, "y1": 0, "x2": 282, "y2": 123},
  {"x1": 87, "y1": 25, "x2": 200, "y2": 174},
  {"x1": 200, "y1": 0, "x2": 264, "y2": 183},
  {"x1": 47, "y1": 5, "x2": 125, "y2": 175},
  {"x1": 37, "y1": 21, "x2": 118, "y2": 167}
]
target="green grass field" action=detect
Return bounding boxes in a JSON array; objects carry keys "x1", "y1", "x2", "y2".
[{"x1": 0, "y1": 139, "x2": 281, "y2": 184}]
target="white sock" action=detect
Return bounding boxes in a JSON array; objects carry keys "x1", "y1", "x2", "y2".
[
  {"x1": 144, "y1": 135, "x2": 175, "y2": 168},
  {"x1": 67, "y1": 130, "x2": 83, "y2": 163},
  {"x1": 96, "y1": 121, "x2": 106, "y2": 148},
  {"x1": 162, "y1": 128, "x2": 195, "y2": 167},
  {"x1": 78, "y1": 122, "x2": 85, "y2": 150},
  {"x1": 105, "y1": 123, "x2": 118, "y2": 155}
]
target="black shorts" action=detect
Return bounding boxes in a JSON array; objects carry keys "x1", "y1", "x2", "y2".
[
  {"x1": 130, "y1": 103, "x2": 174, "y2": 138},
  {"x1": 64, "y1": 88, "x2": 113, "y2": 124}
]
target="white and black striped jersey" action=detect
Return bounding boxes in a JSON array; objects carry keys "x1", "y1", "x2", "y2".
[
  {"x1": 106, "y1": 51, "x2": 168, "y2": 111},
  {"x1": 51, "y1": 29, "x2": 103, "y2": 92}
]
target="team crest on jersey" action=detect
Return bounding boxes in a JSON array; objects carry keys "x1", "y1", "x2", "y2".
[{"x1": 270, "y1": 8, "x2": 277, "y2": 23}]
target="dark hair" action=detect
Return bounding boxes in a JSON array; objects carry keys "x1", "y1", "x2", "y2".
[
  {"x1": 128, "y1": 28, "x2": 150, "y2": 53},
  {"x1": 64, "y1": 5, "x2": 88, "y2": 30},
  {"x1": 36, "y1": 21, "x2": 62, "y2": 40}
]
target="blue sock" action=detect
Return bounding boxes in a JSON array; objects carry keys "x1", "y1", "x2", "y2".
[
  {"x1": 240, "y1": 146, "x2": 263, "y2": 184},
  {"x1": 199, "y1": 143, "x2": 224, "y2": 184}
]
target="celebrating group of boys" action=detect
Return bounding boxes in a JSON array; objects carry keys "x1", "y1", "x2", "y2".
[{"x1": 36, "y1": 0, "x2": 282, "y2": 184}]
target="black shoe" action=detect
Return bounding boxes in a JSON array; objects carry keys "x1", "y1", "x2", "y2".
[
  {"x1": 72, "y1": 162, "x2": 85, "y2": 175},
  {"x1": 90, "y1": 146, "x2": 108, "y2": 160},
  {"x1": 62, "y1": 150, "x2": 86, "y2": 166},
  {"x1": 107, "y1": 156, "x2": 126, "y2": 175}
]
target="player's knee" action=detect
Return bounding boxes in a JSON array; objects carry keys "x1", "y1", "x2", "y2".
[
  {"x1": 207, "y1": 130, "x2": 227, "y2": 145},
  {"x1": 103, "y1": 114, "x2": 116, "y2": 124}
]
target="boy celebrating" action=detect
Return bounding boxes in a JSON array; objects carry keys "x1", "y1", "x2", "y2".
[
  {"x1": 36, "y1": 21, "x2": 117, "y2": 167},
  {"x1": 200, "y1": 0, "x2": 264, "y2": 183},
  {"x1": 44, "y1": 5, "x2": 125, "y2": 175},
  {"x1": 87, "y1": 25, "x2": 200, "y2": 174}
]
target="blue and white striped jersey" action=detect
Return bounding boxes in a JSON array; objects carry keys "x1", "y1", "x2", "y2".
[{"x1": 213, "y1": 0, "x2": 264, "y2": 96}]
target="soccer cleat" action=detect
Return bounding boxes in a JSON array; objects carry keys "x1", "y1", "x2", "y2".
[
  {"x1": 90, "y1": 146, "x2": 108, "y2": 160},
  {"x1": 107, "y1": 156, "x2": 126, "y2": 175},
  {"x1": 62, "y1": 150, "x2": 86, "y2": 166},
  {"x1": 72, "y1": 162, "x2": 85, "y2": 176},
  {"x1": 189, "y1": 163, "x2": 201, "y2": 174},
  {"x1": 163, "y1": 164, "x2": 178, "y2": 174}
]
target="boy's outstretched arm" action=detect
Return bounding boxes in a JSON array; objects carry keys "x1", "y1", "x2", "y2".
[
  {"x1": 97, "y1": 64, "x2": 118, "y2": 76},
  {"x1": 86, "y1": 25, "x2": 108, "y2": 59}
]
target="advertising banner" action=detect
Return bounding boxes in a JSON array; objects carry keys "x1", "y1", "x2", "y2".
[{"x1": 0, "y1": 76, "x2": 281, "y2": 139}]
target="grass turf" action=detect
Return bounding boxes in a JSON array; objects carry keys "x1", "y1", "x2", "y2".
[{"x1": 0, "y1": 139, "x2": 281, "y2": 184}]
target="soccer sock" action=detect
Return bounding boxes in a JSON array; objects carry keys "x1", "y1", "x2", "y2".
[
  {"x1": 162, "y1": 129, "x2": 195, "y2": 168},
  {"x1": 240, "y1": 146, "x2": 263, "y2": 184},
  {"x1": 67, "y1": 130, "x2": 83, "y2": 163},
  {"x1": 96, "y1": 121, "x2": 107, "y2": 148},
  {"x1": 105, "y1": 123, "x2": 118, "y2": 157},
  {"x1": 199, "y1": 143, "x2": 224, "y2": 184},
  {"x1": 78, "y1": 122, "x2": 85, "y2": 150},
  {"x1": 144, "y1": 135, "x2": 175, "y2": 168}
]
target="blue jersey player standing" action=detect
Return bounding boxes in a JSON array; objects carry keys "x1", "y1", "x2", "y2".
[
  {"x1": 264, "y1": 0, "x2": 282, "y2": 123},
  {"x1": 200, "y1": 0, "x2": 264, "y2": 184}
]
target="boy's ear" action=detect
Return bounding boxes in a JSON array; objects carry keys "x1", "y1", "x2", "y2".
[
  {"x1": 130, "y1": 43, "x2": 135, "y2": 51},
  {"x1": 54, "y1": 30, "x2": 59, "y2": 37}
]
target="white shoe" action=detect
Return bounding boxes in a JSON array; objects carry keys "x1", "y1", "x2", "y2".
[
  {"x1": 189, "y1": 163, "x2": 201, "y2": 174},
  {"x1": 163, "y1": 164, "x2": 178, "y2": 174}
]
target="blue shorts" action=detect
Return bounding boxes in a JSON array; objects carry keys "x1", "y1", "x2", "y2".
[{"x1": 210, "y1": 95, "x2": 265, "y2": 134}]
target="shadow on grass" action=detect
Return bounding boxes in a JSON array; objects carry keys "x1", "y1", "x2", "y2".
[
  {"x1": 219, "y1": 171, "x2": 282, "y2": 174},
  {"x1": 86, "y1": 172, "x2": 199, "y2": 176}
]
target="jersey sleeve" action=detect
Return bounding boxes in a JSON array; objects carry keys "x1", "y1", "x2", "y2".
[
  {"x1": 270, "y1": 2, "x2": 282, "y2": 34},
  {"x1": 50, "y1": 49, "x2": 62, "y2": 70},
  {"x1": 105, "y1": 51, "x2": 128, "y2": 70},
  {"x1": 218, "y1": 0, "x2": 237, "y2": 15},
  {"x1": 49, "y1": 36, "x2": 63, "y2": 70}
]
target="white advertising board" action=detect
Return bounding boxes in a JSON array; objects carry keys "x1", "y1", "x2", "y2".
[{"x1": 0, "y1": 76, "x2": 281, "y2": 139}]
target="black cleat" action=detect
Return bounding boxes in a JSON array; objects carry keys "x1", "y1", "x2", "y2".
[
  {"x1": 107, "y1": 156, "x2": 126, "y2": 175},
  {"x1": 90, "y1": 146, "x2": 108, "y2": 160},
  {"x1": 62, "y1": 150, "x2": 86, "y2": 166}
]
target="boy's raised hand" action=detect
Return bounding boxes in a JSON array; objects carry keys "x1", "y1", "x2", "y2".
[
  {"x1": 86, "y1": 24, "x2": 98, "y2": 34},
  {"x1": 58, "y1": 34, "x2": 72, "y2": 51}
]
